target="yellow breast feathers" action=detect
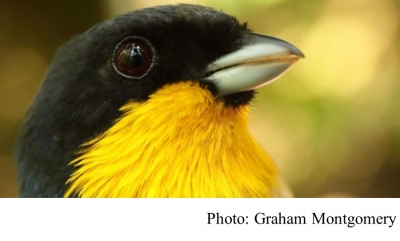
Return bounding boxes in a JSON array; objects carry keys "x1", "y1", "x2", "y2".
[{"x1": 65, "y1": 81, "x2": 279, "y2": 197}]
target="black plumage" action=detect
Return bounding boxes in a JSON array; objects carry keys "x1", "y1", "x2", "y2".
[{"x1": 15, "y1": 4, "x2": 255, "y2": 197}]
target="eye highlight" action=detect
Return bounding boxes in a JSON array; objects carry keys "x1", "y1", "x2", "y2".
[{"x1": 112, "y1": 37, "x2": 155, "y2": 79}]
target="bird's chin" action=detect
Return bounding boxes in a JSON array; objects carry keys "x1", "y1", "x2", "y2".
[
  {"x1": 221, "y1": 90, "x2": 255, "y2": 107},
  {"x1": 197, "y1": 80, "x2": 254, "y2": 107}
]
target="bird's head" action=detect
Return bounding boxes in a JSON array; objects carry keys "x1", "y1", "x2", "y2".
[{"x1": 15, "y1": 4, "x2": 303, "y2": 197}]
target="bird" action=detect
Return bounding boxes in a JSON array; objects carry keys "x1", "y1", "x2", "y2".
[{"x1": 14, "y1": 4, "x2": 303, "y2": 198}]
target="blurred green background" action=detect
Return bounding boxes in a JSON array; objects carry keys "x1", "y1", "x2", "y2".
[{"x1": 1, "y1": 0, "x2": 399, "y2": 197}]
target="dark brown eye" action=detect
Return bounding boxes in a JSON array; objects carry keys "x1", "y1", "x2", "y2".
[{"x1": 112, "y1": 37, "x2": 155, "y2": 79}]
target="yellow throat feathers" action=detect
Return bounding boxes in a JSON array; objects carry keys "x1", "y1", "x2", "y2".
[{"x1": 65, "y1": 81, "x2": 279, "y2": 197}]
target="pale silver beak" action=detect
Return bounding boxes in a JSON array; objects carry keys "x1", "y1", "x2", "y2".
[{"x1": 205, "y1": 32, "x2": 304, "y2": 97}]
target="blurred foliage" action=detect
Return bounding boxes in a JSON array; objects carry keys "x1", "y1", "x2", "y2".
[{"x1": 0, "y1": 0, "x2": 399, "y2": 197}]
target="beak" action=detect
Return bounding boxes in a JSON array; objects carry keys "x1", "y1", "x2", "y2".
[{"x1": 204, "y1": 32, "x2": 304, "y2": 97}]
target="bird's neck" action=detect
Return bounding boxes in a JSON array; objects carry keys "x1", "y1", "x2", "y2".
[{"x1": 65, "y1": 82, "x2": 278, "y2": 197}]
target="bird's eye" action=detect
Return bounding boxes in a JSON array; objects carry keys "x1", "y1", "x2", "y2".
[{"x1": 112, "y1": 37, "x2": 155, "y2": 79}]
